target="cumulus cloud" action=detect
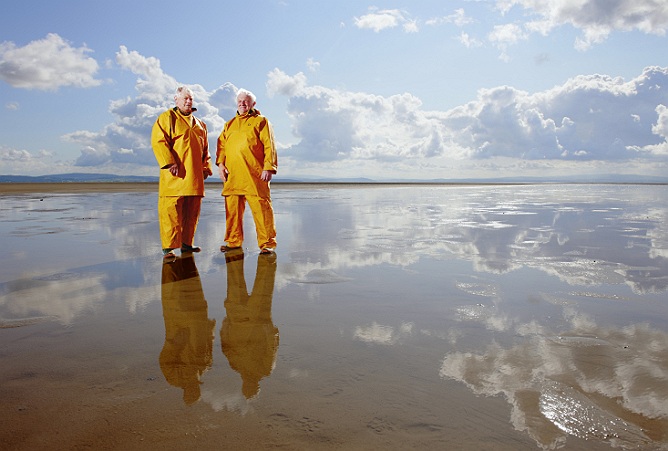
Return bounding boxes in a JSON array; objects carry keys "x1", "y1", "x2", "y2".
[
  {"x1": 0, "y1": 147, "x2": 33, "y2": 162},
  {"x1": 0, "y1": 146, "x2": 58, "y2": 175},
  {"x1": 266, "y1": 68, "x2": 308, "y2": 97},
  {"x1": 631, "y1": 104, "x2": 668, "y2": 155},
  {"x1": 0, "y1": 33, "x2": 102, "y2": 90},
  {"x1": 64, "y1": 46, "x2": 234, "y2": 168},
  {"x1": 354, "y1": 8, "x2": 417, "y2": 33},
  {"x1": 267, "y1": 70, "x2": 439, "y2": 162},
  {"x1": 267, "y1": 66, "x2": 668, "y2": 165},
  {"x1": 496, "y1": 0, "x2": 668, "y2": 50},
  {"x1": 40, "y1": 47, "x2": 668, "y2": 177},
  {"x1": 41, "y1": 55, "x2": 668, "y2": 176}
]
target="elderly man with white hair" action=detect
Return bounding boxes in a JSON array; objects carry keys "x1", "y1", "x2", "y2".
[
  {"x1": 216, "y1": 88, "x2": 278, "y2": 255},
  {"x1": 152, "y1": 85, "x2": 213, "y2": 260}
]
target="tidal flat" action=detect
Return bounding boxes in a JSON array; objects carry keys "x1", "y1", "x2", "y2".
[{"x1": 1, "y1": 183, "x2": 667, "y2": 450}]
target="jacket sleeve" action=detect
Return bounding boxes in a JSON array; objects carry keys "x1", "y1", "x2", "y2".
[
  {"x1": 151, "y1": 112, "x2": 175, "y2": 169},
  {"x1": 260, "y1": 119, "x2": 278, "y2": 173},
  {"x1": 216, "y1": 123, "x2": 228, "y2": 167},
  {"x1": 201, "y1": 121, "x2": 212, "y2": 173}
]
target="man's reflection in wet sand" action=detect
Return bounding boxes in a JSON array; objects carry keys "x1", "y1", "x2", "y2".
[
  {"x1": 160, "y1": 256, "x2": 215, "y2": 405},
  {"x1": 220, "y1": 249, "x2": 279, "y2": 399}
]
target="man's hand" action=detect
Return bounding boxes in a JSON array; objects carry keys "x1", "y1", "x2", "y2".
[
  {"x1": 260, "y1": 170, "x2": 273, "y2": 182},
  {"x1": 203, "y1": 167, "x2": 213, "y2": 180},
  {"x1": 168, "y1": 163, "x2": 179, "y2": 176},
  {"x1": 218, "y1": 164, "x2": 229, "y2": 182}
]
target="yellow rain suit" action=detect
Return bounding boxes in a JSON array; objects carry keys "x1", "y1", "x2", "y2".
[
  {"x1": 216, "y1": 109, "x2": 277, "y2": 250},
  {"x1": 152, "y1": 108, "x2": 212, "y2": 250}
]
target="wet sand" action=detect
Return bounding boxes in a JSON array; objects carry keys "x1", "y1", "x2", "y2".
[
  {"x1": 0, "y1": 182, "x2": 159, "y2": 194},
  {"x1": 1, "y1": 183, "x2": 667, "y2": 450}
]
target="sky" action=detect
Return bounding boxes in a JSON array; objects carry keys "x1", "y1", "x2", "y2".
[{"x1": 1, "y1": 0, "x2": 668, "y2": 181}]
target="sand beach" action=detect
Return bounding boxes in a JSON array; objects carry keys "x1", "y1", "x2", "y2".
[{"x1": 1, "y1": 183, "x2": 667, "y2": 450}]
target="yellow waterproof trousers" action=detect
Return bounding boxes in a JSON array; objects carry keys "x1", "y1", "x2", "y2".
[
  {"x1": 158, "y1": 196, "x2": 202, "y2": 250},
  {"x1": 224, "y1": 195, "x2": 276, "y2": 250}
]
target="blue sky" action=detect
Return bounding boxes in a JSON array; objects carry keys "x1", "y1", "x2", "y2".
[{"x1": 1, "y1": 0, "x2": 668, "y2": 180}]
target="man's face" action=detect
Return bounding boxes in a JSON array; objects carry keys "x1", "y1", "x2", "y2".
[
  {"x1": 175, "y1": 93, "x2": 193, "y2": 115},
  {"x1": 237, "y1": 95, "x2": 255, "y2": 115}
]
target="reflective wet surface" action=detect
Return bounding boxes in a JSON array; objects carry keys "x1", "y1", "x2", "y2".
[{"x1": 1, "y1": 184, "x2": 667, "y2": 450}]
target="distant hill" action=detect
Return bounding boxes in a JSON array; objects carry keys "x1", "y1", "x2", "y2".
[{"x1": 0, "y1": 172, "x2": 666, "y2": 184}]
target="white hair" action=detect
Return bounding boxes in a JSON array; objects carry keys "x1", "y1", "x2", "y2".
[
  {"x1": 175, "y1": 86, "x2": 193, "y2": 98},
  {"x1": 236, "y1": 88, "x2": 256, "y2": 103}
]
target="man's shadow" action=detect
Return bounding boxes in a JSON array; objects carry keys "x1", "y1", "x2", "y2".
[
  {"x1": 220, "y1": 250, "x2": 279, "y2": 399},
  {"x1": 159, "y1": 256, "x2": 215, "y2": 405}
]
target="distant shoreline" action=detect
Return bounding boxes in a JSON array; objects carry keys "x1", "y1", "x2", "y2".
[
  {"x1": 1, "y1": 180, "x2": 667, "y2": 194},
  {"x1": 0, "y1": 182, "x2": 159, "y2": 194},
  {"x1": 0, "y1": 181, "x2": 525, "y2": 194}
]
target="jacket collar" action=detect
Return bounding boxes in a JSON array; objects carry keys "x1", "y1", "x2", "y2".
[
  {"x1": 237, "y1": 108, "x2": 259, "y2": 117},
  {"x1": 173, "y1": 107, "x2": 197, "y2": 115}
]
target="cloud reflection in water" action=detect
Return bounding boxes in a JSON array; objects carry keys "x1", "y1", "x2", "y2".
[{"x1": 1, "y1": 184, "x2": 667, "y2": 449}]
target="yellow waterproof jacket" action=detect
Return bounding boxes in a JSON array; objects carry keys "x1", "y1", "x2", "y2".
[
  {"x1": 216, "y1": 109, "x2": 277, "y2": 198},
  {"x1": 152, "y1": 108, "x2": 212, "y2": 197}
]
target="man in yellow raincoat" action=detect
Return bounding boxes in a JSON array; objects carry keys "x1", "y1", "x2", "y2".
[
  {"x1": 152, "y1": 86, "x2": 213, "y2": 260},
  {"x1": 216, "y1": 88, "x2": 277, "y2": 254}
]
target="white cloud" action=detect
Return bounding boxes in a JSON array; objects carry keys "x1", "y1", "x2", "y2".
[
  {"x1": 64, "y1": 46, "x2": 232, "y2": 168},
  {"x1": 0, "y1": 33, "x2": 102, "y2": 90},
  {"x1": 354, "y1": 8, "x2": 415, "y2": 33},
  {"x1": 267, "y1": 70, "x2": 441, "y2": 163},
  {"x1": 496, "y1": 0, "x2": 668, "y2": 50},
  {"x1": 306, "y1": 57, "x2": 320, "y2": 73},
  {"x1": 652, "y1": 104, "x2": 668, "y2": 142},
  {"x1": 267, "y1": 66, "x2": 668, "y2": 167},
  {"x1": 489, "y1": 23, "x2": 529, "y2": 46},
  {"x1": 266, "y1": 68, "x2": 307, "y2": 97},
  {"x1": 459, "y1": 31, "x2": 483, "y2": 48},
  {"x1": 114, "y1": 45, "x2": 176, "y2": 98},
  {"x1": 0, "y1": 147, "x2": 32, "y2": 162},
  {"x1": 403, "y1": 19, "x2": 419, "y2": 33},
  {"x1": 355, "y1": 3, "x2": 667, "y2": 56},
  {"x1": 41, "y1": 46, "x2": 668, "y2": 180},
  {"x1": 629, "y1": 104, "x2": 668, "y2": 155},
  {"x1": 0, "y1": 146, "x2": 60, "y2": 175}
]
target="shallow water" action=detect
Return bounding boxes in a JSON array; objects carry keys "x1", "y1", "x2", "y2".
[{"x1": 1, "y1": 184, "x2": 667, "y2": 450}]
